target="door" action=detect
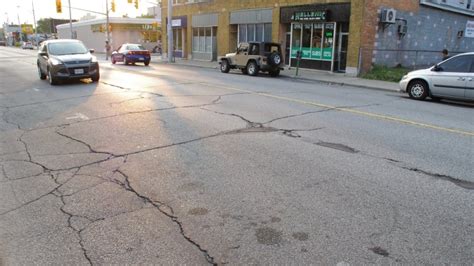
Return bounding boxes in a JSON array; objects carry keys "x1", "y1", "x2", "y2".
[
  {"x1": 234, "y1": 43, "x2": 248, "y2": 67},
  {"x1": 337, "y1": 33, "x2": 349, "y2": 72},
  {"x1": 285, "y1": 32, "x2": 291, "y2": 65},
  {"x1": 430, "y1": 55, "x2": 472, "y2": 99},
  {"x1": 465, "y1": 58, "x2": 474, "y2": 100}
]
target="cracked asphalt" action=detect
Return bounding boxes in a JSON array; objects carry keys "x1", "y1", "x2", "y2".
[{"x1": 0, "y1": 46, "x2": 473, "y2": 265}]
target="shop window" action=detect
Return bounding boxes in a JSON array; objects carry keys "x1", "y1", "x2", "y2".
[
  {"x1": 205, "y1": 28, "x2": 212, "y2": 53},
  {"x1": 256, "y1": 24, "x2": 264, "y2": 42},
  {"x1": 247, "y1": 24, "x2": 255, "y2": 42},
  {"x1": 239, "y1": 24, "x2": 247, "y2": 43},
  {"x1": 292, "y1": 23, "x2": 302, "y2": 50},
  {"x1": 192, "y1": 27, "x2": 214, "y2": 54},
  {"x1": 193, "y1": 28, "x2": 199, "y2": 52},
  {"x1": 264, "y1": 23, "x2": 272, "y2": 42}
]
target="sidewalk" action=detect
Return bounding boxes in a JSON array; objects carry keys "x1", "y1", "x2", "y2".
[{"x1": 99, "y1": 53, "x2": 399, "y2": 92}]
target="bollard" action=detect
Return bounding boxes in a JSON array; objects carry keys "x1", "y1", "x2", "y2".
[{"x1": 295, "y1": 50, "x2": 302, "y2": 76}]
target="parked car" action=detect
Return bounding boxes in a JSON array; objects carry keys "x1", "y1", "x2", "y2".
[
  {"x1": 22, "y1": 41, "x2": 34, "y2": 49},
  {"x1": 111, "y1": 43, "x2": 151, "y2": 66},
  {"x1": 37, "y1": 39, "x2": 99, "y2": 85},
  {"x1": 399, "y1": 52, "x2": 474, "y2": 101},
  {"x1": 218, "y1": 42, "x2": 284, "y2": 77},
  {"x1": 0, "y1": 41, "x2": 6, "y2": 46}
]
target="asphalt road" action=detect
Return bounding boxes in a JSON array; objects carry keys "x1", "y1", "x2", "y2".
[{"x1": 0, "y1": 46, "x2": 473, "y2": 265}]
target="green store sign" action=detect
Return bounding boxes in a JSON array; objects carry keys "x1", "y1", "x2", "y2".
[
  {"x1": 291, "y1": 47, "x2": 333, "y2": 61},
  {"x1": 291, "y1": 11, "x2": 327, "y2": 22}
]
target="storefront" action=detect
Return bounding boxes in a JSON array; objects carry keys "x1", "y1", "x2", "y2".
[
  {"x1": 281, "y1": 3, "x2": 350, "y2": 72},
  {"x1": 230, "y1": 9, "x2": 273, "y2": 45},
  {"x1": 191, "y1": 13, "x2": 218, "y2": 61},
  {"x1": 170, "y1": 16, "x2": 187, "y2": 58},
  {"x1": 56, "y1": 18, "x2": 160, "y2": 54}
]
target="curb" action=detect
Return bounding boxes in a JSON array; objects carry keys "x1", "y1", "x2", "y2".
[{"x1": 148, "y1": 60, "x2": 400, "y2": 93}]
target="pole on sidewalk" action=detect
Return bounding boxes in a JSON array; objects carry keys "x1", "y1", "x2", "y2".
[
  {"x1": 68, "y1": 0, "x2": 73, "y2": 38},
  {"x1": 167, "y1": 0, "x2": 173, "y2": 63},
  {"x1": 16, "y1": 6, "x2": 22, "y2": 43},
  {"x1": 32, "y1": 0, "x2": 38, "y2": 49},
  {"x1": 106, "y1": 0, "x2": 110, "y2": 60}
]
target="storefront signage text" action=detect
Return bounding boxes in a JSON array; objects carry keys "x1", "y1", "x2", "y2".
[
  {"x1": 291, "y1": 11, "x2": 327, "y2": 22},
  {"x1": 172, "y1": 19, "x2": 182, "y2": 27},
  {"x1": 466, "y1": 20, "x2": 474, "y2": 38}
]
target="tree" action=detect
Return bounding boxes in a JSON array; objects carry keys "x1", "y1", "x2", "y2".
[{"x1": 36, "y1": 18, "x2": 52, "y2": 34}]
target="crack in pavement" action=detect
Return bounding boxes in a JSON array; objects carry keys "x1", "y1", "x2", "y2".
[
  {"x1": 401, "y1": 166, "x2": 474, "y2": 190},
  {"x1": 113, "y1": 170, "x2": 216, "y2": 265}
]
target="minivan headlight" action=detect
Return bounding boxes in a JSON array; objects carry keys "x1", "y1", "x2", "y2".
[{"x1": 91, "y1": 56, "x2": 98, "y2": 63}]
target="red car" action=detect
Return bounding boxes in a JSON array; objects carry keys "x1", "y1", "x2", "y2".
[{"x1": 111, "y1": 43, "x2": 151, "y2": 66}]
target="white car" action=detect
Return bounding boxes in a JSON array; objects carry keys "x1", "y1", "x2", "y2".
[
  {"x1": 21, "y1": 42, "x2": 34, "y2": 50},
  {"x1": 399, "y1": 52, "x2": 474, "y2": 101}
]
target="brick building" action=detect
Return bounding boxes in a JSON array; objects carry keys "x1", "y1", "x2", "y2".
[{"x1": 161, "y1": 0, "x2": 473, "y2": 75}]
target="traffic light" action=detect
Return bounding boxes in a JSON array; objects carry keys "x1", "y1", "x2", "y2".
[
  {"x1": 56, "y1": 0, "x2": 62, "y2": 13},
  {"x1": 111, "y1": 0, "x2": 116, "y2": 12},
  {"x1": 134, "y1": 0, "x2": 138, "y2": 9}
]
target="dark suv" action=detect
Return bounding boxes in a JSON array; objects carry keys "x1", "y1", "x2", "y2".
[
  {"x1": 37, "y1": 39, "x2": 99, "y2": 85},
  {"x1": 219, "y1": 42, "x2": 284, "y2": 77}
]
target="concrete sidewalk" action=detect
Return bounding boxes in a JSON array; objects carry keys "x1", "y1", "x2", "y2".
[{"x1": 99, "y1": 53, "x2": 399, "y2": 92}]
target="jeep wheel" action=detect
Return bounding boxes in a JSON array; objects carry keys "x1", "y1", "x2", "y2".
[
  {"x1": 247, "y1": 61, "x2": 259, "y2": 76},
  {"x1": 241, "y1": 68, "x2": 248, "y2": 75},
  {"x1": 269, "y1": 69, "x2": 280, "y2": 77},
  {"x1": 220, "y1": 60, "x2": 230, "y2": 73},
  {"x1": 268, "y1": 52, "x2": 282, "y2": 66}
]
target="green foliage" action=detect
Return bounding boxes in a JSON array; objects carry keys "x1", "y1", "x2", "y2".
[
  {"x1": 37, "y1": 18, "x2": 52, "y2": 34},
  {"x1": 362, "y1": 65, "x2": 410, "y2": 82}
]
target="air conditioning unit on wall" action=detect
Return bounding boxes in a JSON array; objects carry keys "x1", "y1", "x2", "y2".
[{"x1": 380, "y1": 8, "x2": 397, "y2": 24}]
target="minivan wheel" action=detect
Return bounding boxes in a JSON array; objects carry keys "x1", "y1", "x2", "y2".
[
  {"x1": 408, "y1": 80, "x2": 428, "y2": 100},
  {"x1": 247, "y1": 61, "x2": 259, "y2": 76},
  {"x1": 48, "y1": 69, "x2": 59, "y2": 85},
  {"x1": 38, "y1": 65, "x2": 46, "y2": 80}
]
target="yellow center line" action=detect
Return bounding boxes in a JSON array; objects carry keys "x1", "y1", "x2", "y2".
[{"x1": 203, "y1": 82, "x2": 474, "y2": 137}]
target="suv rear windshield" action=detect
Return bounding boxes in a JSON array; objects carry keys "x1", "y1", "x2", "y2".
[{"x1": 48, "y1": 42, "x2": 88, "y2": 55}]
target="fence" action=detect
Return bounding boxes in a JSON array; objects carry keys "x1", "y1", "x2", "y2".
[{"x1": 358, "y1": 48, "x2": 466, "y2": 75}]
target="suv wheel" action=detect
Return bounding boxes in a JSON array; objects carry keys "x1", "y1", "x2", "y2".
[
  {"x1": 408, "y1": 80, "x2": 428, "y2": 100},
  {"x1": 247, "y1": 61, "x2": 259, "y2": 76},
  {"x1": 220, "y1": 60, "x2": 230, "y2": 73},
  {"x1": 48, "y1": 69, "x2": 59, "y2": 85},
  {"x1": 38, "y1": 65, "x2": 46, "y2": 80},
  {"x1": 268, "y1": 52, "x2": 282, "y2": 66}
]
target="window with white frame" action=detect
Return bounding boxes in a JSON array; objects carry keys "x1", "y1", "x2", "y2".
[
  {"x1": 192, "y1": 27, "x2": 214, "y2": 53},
  {"x1": 237, "y1": 23, "x2": 272, "y2": 43}
]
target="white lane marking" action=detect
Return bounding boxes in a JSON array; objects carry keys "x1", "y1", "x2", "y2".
[
  {"x1": 32, "y1": 88, "x2": 40, "y2": 92},
  {"x1": 66, "y1": 113, "x2": 89, "y2": 121}
]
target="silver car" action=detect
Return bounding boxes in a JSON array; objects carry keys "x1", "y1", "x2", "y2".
[
  {"x1": 399, "y1": 52, "x2": 474, "y2": 101},
  {"x1": 37, "y1": 39, "x2": 99, "y2": 85}
]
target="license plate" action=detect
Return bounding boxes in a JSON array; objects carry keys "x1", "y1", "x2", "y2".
[
  {"x1": 74, "y1": 69, "x2": 84, "y2": 74},
  {"x1": 138, "y1": 57, "x2": 144, "y2": 61}
]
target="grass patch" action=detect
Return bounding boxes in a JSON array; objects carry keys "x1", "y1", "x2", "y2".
[{"x1": 362, "y1": 65, "x2": 410, "y2": 82}]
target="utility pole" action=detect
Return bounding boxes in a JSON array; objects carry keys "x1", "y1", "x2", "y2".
[
  {"x1": 106, "y1": 0, "x2": 110, "y2": 44},
  {"x1": 68, "y1": 0, "x2": 73, "y2": 38},
  {"x1": 167, "y1": 0, "x2": 173, "y2": 63},
  {"x1": 17, "y1": 6, "x2": 22, "y2": 43},
  {"x1": 31, "y1": 0, "x2": 38, "y2": 48}
]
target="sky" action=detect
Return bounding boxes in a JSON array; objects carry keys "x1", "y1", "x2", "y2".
[{"x1": 1, "y1": 0, "x2": 158, "y2": 26}]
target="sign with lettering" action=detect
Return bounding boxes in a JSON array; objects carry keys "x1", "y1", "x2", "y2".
[
  {"x1": 466, "y1": 20, "x2": 474, "y2": 38},
  {"x1": 291, "y1": 11, "x2": 327, "y2": 22}
]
